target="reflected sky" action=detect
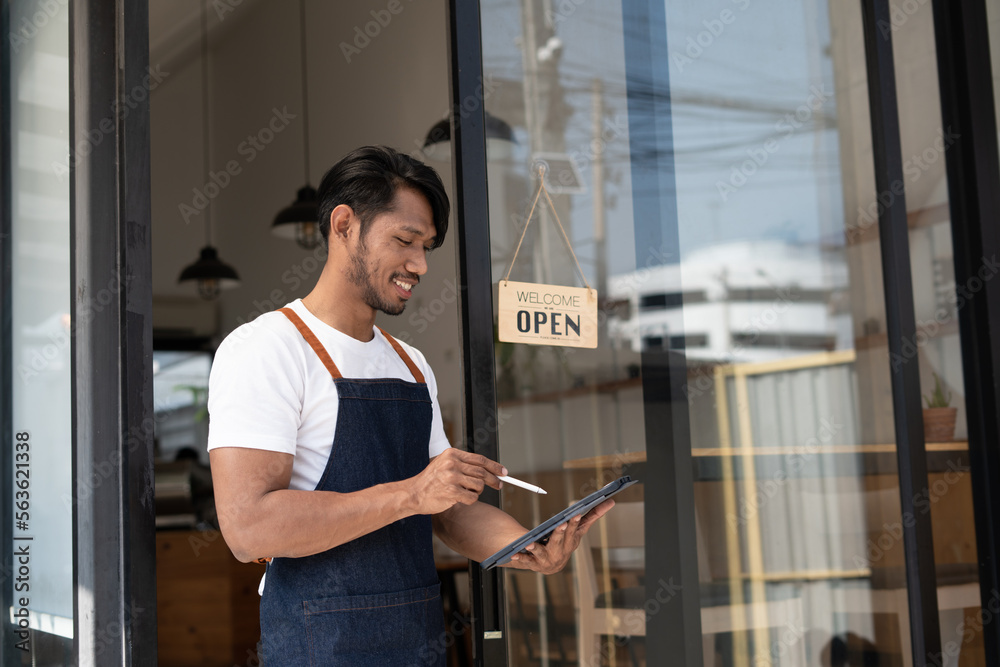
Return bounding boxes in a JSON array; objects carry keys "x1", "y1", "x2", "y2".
[{"x1": 481, "y1": 0, "x2": 845, "y2": 280}]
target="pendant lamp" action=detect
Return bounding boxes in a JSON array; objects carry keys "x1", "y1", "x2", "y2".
[
  {"x1": 271, "y1": 0, "x2": 320, "y2": 249},
  {"x1": 421, "y1": 111, "x2": 516, "y2": 161},
  {"x1": 178, "y1": 0, "x2": 240, "y2": 300}
]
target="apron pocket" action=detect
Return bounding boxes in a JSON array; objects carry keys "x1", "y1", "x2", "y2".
[{"x1": 303, "y1": 582, "x2": 443, "y2": 666}]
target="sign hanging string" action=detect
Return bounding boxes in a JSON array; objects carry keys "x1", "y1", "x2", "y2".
[{"x1": 502, "y1": 165, "x2": 593, "y2": 293}]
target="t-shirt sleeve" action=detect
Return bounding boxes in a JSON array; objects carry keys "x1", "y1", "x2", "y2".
[
  {"x1": 402, "y1": 343, "x2": 452, "y2": 457},
  {"x1": 207, "y1": 321, "x2": 303, "y2": 455}
]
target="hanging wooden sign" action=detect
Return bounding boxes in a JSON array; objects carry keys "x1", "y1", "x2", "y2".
[
  {"x1": 497, "y1": 164, "x2": 598, "y2": 349},
  {"x1": 499, "y1": 280, "x2": 598, "y2": 348}
]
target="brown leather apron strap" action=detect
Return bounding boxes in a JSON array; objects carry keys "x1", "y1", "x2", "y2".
[
  {"x1": 258, "y1": 307, "x2": 335, "y2": 565},
  {"x1": 278, "y1": 307, "x2": 343, "y2": 380},
  {"x1": 279, "y1": 308, "x2": 423, "y2": 384},
  {"x1": 377, "y1": 326, "x2": 426, "y2": 384},
  {"x1": 255, "y1": 313, "x2": 423, "y2": 567}
]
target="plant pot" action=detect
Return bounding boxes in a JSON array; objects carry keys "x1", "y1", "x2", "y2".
[{"x1": 923, "y1": 407, "x2": 957, "y2": 443}]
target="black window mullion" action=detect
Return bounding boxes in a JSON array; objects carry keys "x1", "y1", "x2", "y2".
[
  {"x1": 860, "y1": 0, "x2": 943, "y2": 662},
  {"x1": 621, "y1": 0, "x2": 704, "y2": 664},
  {"x1": 446, "y1": 1, "x2": 507, "y2": 665},
  {"x1": 931, "y1": 1, "x2": 1000, "y2": 663}
]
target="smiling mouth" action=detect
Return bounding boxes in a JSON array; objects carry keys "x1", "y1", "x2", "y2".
[{"x1": 393, "y1": 278, "x2": 415, "y2": 296}]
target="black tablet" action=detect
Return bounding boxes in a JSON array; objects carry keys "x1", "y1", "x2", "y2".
[{"x1": 480, "y1": 475, "x2": 639, "y2": 570}]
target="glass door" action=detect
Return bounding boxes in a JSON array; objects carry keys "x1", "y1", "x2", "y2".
[{"x1": 467, "y1": 0, "x2": 980, "y2": 664}]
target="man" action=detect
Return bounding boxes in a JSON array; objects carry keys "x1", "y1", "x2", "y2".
[{"x1": 208, "y1": 146, "x2": 613, "y2": 666}]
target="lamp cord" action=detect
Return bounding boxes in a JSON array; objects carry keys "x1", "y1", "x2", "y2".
[
  {"x1": 299, "y1": 0, "x2": 311, "y2": 185},
  {"x1": 200, "y1": 0, "x2": 212, "y2": 248}
]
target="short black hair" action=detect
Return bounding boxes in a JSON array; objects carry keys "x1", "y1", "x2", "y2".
[{"x1": 317, "y1": 146, "x2": 449, "y2": 249}]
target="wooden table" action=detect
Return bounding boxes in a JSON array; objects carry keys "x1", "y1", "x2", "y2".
[{"x1": 156, "y1": 530, "x2": 265, "y2": 667}]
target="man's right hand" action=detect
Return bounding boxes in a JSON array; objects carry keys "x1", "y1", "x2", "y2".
[{"x1": 407, "y1": 449, "x2": 506, "y2": 515}]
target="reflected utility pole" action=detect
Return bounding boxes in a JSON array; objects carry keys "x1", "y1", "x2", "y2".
[
  {"x1": 592, "y1": 78, "x2": 607, "y2": 298},
  {"x1": 520, "y1": 0, "x2": 571, "y2": 287},
  {"x1": 520, "y1": 0, "x2": 551, "y2": 286}
]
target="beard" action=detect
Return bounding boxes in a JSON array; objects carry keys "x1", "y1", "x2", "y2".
[{"x1": 347, "y1": 241, "x2": 406, "y2": 316}]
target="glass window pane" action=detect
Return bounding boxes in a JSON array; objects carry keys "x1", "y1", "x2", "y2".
[
  {"x1": 479, "y1": 0, "x2": 938, "y2": 664},
  {"x1": 6, "y1": 0, "x2": 74, "y2": 646}
]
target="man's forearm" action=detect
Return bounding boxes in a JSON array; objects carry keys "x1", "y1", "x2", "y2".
[
  {"x1": 221, "y1": 481, "x2": 416, "y2": 562},
  {"x1": 213, "y1": 447, "x2": 507, "y2": 562},
  {"x1": 432, "y1": 501, "x2": 529, "y2": 562}
]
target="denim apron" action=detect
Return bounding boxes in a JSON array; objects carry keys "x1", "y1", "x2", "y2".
[{"x1": 259, "y1": 308, "x2": 445, "y2": 666}]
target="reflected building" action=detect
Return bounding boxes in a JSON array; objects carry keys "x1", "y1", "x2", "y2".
[{"x1": 607, "y1": 239, "x2": 851, "y2": 362}]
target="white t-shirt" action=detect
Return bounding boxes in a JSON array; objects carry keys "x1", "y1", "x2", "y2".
[{"x1": 207, "y1": 299, "x2": 451, "y2": 491}]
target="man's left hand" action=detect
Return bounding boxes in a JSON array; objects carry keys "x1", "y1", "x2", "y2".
[{"x1": 505, "y1": 499, "x2": 615, "y2": 575}]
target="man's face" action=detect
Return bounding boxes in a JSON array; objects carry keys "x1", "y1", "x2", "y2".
[{"x1": 346, "y1": 187, "x2": 436, "y2": 316}]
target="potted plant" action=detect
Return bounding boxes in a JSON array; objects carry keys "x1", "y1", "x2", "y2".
[{"x1": 922, "y1": 373, "x2": 957, "y2": 442}]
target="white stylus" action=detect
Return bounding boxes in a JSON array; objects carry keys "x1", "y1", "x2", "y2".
[{"x1": 498, "y1": 475, "x2": 547, "y2": 494}]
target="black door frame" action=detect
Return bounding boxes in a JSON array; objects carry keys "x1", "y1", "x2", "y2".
[
  {"x1": 70, "y1": 0, "x2": 156, "y2": 663},
  {"x1": 446, "y1": 0, "x2": 509, "y2": 664},
  {"x1": 71, "y1": 0, "x2": 156, "y2": 663},
  {"x1": 931, "y1": 0, "x2": 1000, "y2": 664}
]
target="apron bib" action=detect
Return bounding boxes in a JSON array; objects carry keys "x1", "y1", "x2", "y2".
[{"x1": 259, "y1": 308, "x2": 445, "y2": 666}]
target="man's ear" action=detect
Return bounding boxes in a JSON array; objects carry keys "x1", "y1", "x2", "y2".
[{"x1": 328, "y1": 204, "x2": 356, "y2": 246}]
